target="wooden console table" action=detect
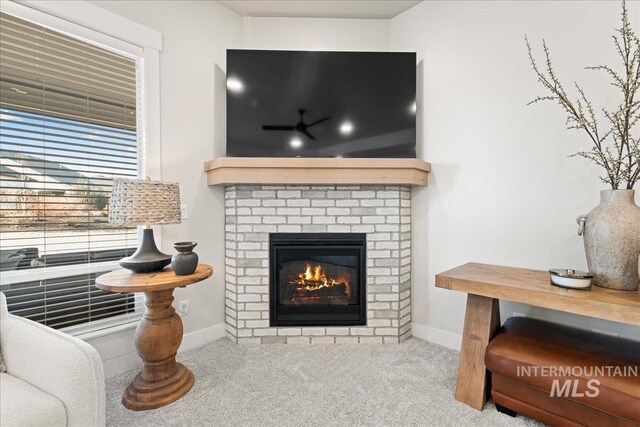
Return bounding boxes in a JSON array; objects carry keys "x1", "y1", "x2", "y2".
[
  {"x1": 96, "y1": 264, "x2": 213, "y2": 410},
  {"x1": 435, "y1": 263, "x2": 640, "y2": 411}
]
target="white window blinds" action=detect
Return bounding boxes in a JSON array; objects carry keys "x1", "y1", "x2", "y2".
[{"x1": 0, "y1": 11, "x2": 142, "y2": 333}]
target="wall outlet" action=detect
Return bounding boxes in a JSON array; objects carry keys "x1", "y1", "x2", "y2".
[
  {"x1": 180, "y1": 204, "x2": 188, "y2": 220},
  {"x1": 178, "y1": 300, "x2": 189, "y2": 316}
]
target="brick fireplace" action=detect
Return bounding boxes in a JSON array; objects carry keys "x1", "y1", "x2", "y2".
[{"x1": 224, "y1": 184, "x2": 411, "y2": 344}]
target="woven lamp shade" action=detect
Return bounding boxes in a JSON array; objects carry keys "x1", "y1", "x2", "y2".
[{"x1": 109, "y1": 178, "x2": 181, "y2": 227}]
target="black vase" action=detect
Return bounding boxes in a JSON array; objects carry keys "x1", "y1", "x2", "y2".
[
  {"x1": 171, "y1": 242, "x2": 198, "y2": 275},
  {"x1": 120, "y1": 228, "x2": 171, "y2": 273}
]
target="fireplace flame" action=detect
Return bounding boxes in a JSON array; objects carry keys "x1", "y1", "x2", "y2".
[{"x1": 291, "y1": 262, "x2": 351, "y2": 299}]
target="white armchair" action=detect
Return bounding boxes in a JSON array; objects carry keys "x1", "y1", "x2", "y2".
[{"x1": 0, "y1": 292, "x2": 106, "y2": 427}]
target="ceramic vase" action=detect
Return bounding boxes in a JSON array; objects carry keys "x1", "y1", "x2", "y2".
[
  {"x1": 577, "y1": 190, "x2": 640, "y2": 291},
  {"x1": 171, "y1": 242, "x2": 198, "y2": 276}
]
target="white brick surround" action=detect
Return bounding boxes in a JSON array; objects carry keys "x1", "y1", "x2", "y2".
[{"x1": 224, "y1": 185, "x2": 411, "y2": 344}]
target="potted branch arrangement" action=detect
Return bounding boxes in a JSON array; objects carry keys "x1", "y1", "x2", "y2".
[{"x1": 526, "y1": 0, "x2": 640, "y2": 291}]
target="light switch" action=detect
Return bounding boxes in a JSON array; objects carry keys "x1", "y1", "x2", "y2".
[{"x1": 180, "y1": 204, "x2": 188, "y2": 220}]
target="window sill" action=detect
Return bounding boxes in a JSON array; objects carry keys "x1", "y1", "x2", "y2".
[
  {"x1": 0, "y1": 260, "x2": 121, "y2": 286},
  {"x1": 71, "y1": 319, "x2": 139, "y2": 341}
]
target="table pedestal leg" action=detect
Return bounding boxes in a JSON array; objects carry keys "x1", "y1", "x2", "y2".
[
  {"x1": 122, "y1": 289, "x2": 194, "y2": 411},
  {"x1": 454, "y1": 294, "x2": 500, "y2": 410}
]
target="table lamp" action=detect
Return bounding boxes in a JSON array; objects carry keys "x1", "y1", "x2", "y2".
[{"x1": 108, "y1": 177, "x2": 181, "y2": 273}]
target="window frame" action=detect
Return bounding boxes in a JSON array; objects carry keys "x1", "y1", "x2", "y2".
[{"x1": 0, "y1": 0, "x2": 162, "y2": 338}]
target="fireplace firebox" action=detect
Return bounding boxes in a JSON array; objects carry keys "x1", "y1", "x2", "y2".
[{"x1": 269, "y1": 233, "x2": 366, "y2": 327}]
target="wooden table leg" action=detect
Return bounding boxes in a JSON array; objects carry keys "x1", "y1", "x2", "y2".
[
  {"x1": 122, "y1": 289, "x2": 194, "y2": 411},
  {"x1": 454, "y1": 294, "x2": 500, "y2": 410}
]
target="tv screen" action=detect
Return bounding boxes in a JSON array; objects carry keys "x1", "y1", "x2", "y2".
[{"x1": 226, "y1": 50, "x2": 416, "y2": 158}]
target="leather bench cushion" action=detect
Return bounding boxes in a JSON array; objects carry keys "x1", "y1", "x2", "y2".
[
  {"x1": 0, "y1": 373, "x2": 67, "y2": 427},
  {"x1": 492, "y1": 374, "x2": 638, "y2": 427},
  {"x1": 485, "y1": 317, "x2": 640, "y2": 424}
]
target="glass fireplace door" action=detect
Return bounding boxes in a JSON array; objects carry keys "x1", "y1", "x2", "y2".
[
  {"x1": 270, "y1": 233, "x2": 366, "y2": 326},
  {"x1": 277, "y1": 249, "x2": 359, "y2": 307}
]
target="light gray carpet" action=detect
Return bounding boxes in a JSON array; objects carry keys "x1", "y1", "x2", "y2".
[{"x1": 106, "y1": 338, "x2": 542, "y2": 426}]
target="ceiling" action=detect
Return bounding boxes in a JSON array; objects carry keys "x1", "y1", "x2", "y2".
[{"x1": 217, "y1": 1, "x2": 423, "y2": 19}]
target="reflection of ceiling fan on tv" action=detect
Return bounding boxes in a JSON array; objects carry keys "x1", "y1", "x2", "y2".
[{"x1": 262, "y1": 109, "x2": 329, "y2": 140}]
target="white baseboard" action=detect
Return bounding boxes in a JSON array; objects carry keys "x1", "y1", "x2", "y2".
[
  {"x1": 411, "y1": 323, "x2": 462, "y2": 351},
  {"x1": 179, "y1": 322, "x2": 226, "y2": 352},
  {"x1": 101, "y1": 323, "x2": 225, "y2": 378},
  {"x1": 102, "y1": 352, "x2": 141, "y2": 379},
  {"x1": 102, "y1": 323, "x2": 456, "y2": 377}
]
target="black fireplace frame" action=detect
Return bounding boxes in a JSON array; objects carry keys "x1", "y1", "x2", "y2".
[{"x1": 269, "y1": 233, "x2": 366, "y2": 327}]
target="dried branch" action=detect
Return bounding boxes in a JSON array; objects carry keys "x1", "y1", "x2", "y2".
[{"x1": 526, "y1": 0, "x2": 639, "y2": 189}]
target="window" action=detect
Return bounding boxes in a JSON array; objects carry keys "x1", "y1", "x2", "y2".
[{"x1": 0, "y1": 11, "x2": 143, "y2": 333}]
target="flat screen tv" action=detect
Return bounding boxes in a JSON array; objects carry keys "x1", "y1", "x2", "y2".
[{"x1": 226, "y1": 50, "x2": 416, "y2": 158}]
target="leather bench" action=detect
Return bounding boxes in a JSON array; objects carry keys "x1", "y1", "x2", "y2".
[{"x1": 485, "y1": 317, "x2": 640, "y2": 427}]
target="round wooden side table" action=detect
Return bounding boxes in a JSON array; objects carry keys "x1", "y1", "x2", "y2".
[{"x1": 96, "y1": 264, "x2": 213, "y2": 411}]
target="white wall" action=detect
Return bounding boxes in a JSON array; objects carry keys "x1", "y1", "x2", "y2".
[
  {"x1": 85, "y1": 0, "x2": 243, "y2": 376},
  {"x1": 391, "y1": 0, "x2": 640, "y2": 348},
  {"x1": 243, "y1": 17, "x2": 389, "y2": 50}
]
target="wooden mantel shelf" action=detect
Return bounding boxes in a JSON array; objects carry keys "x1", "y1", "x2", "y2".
[{"x1": 204, "y1": 157, "x2": 431, "y2": 186}]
